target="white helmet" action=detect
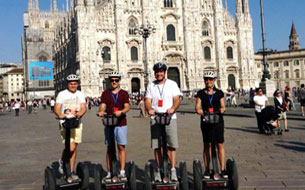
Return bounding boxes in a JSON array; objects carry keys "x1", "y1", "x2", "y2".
[
  {"x1": 109, "y1": 71, "x2": 121, "y2": 79},
  {"x1": 203, "y1": 71, "x2": 216, "y2": 79},
  {"x1": 66, "y1": 74, "x2": 79, "y2": 81}
]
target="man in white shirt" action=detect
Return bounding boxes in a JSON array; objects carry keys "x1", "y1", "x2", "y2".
[
  {"x1": 253, "y1": 87, "x2": 269, "y2": 133},
  {"x1": 54, "y1": 74, "x2": 87, "y2": 181},
  {"x1": 50, "y1": 97, "x2": 55, "y2": 112},
  {"x1": 145, "y1": 62, "x2": 181, "y2": 182}
]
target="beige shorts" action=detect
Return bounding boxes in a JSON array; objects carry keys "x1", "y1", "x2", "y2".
[
  {"x1": 60, "y1": 123, "x2": 83, "y2": 144},
  {"x1": 278, "y1": 112, "x2": 287, "y2": 120},
  {"x1": 150, "y1": 119, "x2": 179, "y2": 149}
]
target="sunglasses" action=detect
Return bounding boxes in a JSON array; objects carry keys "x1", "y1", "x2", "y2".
[
  {"x1": 204, "y1": 78, "x2": 214, "y2": 81},
  {"x1": 111, "y1": 79, "x2": 120, "y2": 83}
]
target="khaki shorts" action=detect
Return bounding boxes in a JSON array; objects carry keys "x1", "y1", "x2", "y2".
[
  {"x1": 150, "y1": 119, "x2": 179, "y2": 149},
  {"x1": 278, "y1": 112, "x2": 287, "y2": 120},
  {"x1": 60, "y1": 123, "x2": 83, "y2": 144}
]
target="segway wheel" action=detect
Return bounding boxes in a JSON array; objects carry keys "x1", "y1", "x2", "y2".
[
  {"x1": 94, "y1": 164, "x2": 103, "y2": 190},
  {"x1": 179, "y1": 161, "x2": 189, "y2": 190},
  {"x1": 226, "y1": 158, "x2": 239, "y2": 190},
  {"x1": 144, "y1": 163, "x2": 152, "y2": 190},
  {"x1": 193, "y1": 160, "x2": 203, "y2": 190},
  {"x1": 128, "y1": 160, "x2": 137, "y2": 190},
  {"x1": 77, "y1": 162, "x2": 89, "y2": 190},
  {"x1": 44, "y1": 167, "x2": 56, "y2": 190}
]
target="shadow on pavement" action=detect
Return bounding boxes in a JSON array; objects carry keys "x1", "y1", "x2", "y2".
[
  {"x1": 274, "y1": 141, "x2": 305, "y2": 152},
  {"x1": 225, "y1": 126, "x2": 260, "y2": 134},
  {"x1": 290, "y1": 126, "x2": 305, "y2": 131}
]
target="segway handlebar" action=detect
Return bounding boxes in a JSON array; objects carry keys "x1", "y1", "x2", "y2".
[
  {"x1": 97, "y1": 113, "x2": 126, "y2": 127},
  {"x1": 154, "y1": 112, "x2": 173, "y2": 126}
]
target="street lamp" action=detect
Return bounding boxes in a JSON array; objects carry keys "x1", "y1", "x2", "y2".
[
  {"x1": 259, "y1": 0, "x2": 271, "y2": 93},
  {"x1": 135, "y1": 21, "x2": 156, "y2": 90}
]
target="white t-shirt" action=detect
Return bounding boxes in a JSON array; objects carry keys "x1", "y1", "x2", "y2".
[
  {"x1": 56, "y1": 89, "x2": 86, "y2": 122},
  {"x1": 50, "y1": 100, "x2": 55, "y2": 106},
  {"x1": 27, "y1": 101, "x2": 32, "y2": 106},
  {"x1": 276, "y1": 96, "x2": 283, "y2": 105},
  {"x1": 14, "y1": 102, "x2": 20, "y2": 109},
  {"x1": 145, "y1": 79, "x2": 182, "y2": 119},
  {"x1": 254, "y1": 95, "x2": 268, "y2": 112}
]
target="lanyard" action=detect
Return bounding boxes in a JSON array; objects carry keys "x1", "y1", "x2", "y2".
[
  {"x1": 111, "y1": 91, "x2": 119, "y2": 106},
  {"x1": 207, "y1": 93, "x2": 214, "y2": 106},
  {"x1": 157, "y1": 80, "x2": 166, "y2": 99}
]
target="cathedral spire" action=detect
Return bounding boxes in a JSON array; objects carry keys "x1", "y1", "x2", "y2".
[
  {"x1": 225, "y1": 0, "x2": 228, "y2": 10},
  {"x1": 28, "y1": 0, "x2": 33, "y2": 10},
  {"x1": 50, "y1": 0, "x2": 53, "y2": 11},
  {"x1": 66, "y1": 0, "x2": 69, "y2": 12},
  {"x1": 53, "y1": 0, "x2": 57, "y2": 11},
  {"x1": 289, "y1": 22, "x2": 300, "y2": 50},
  {"x1": 35, "y1": 0, "x2": 39, "y2": 10},
  {"x1": 236, "y1": 0, "x2": 242, "y2": 14}
]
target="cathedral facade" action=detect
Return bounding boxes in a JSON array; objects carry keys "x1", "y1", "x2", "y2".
[{"x1": 25, "y1": 0, "x2": 257, "y2": 97}]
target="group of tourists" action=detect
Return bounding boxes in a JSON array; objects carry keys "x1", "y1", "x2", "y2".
[
  {"x1": 54, "y1": 62, "x2": 228, "y2": 181},
  {"x1": 0, "y1": 98, "x2": 56, "y2": 116},
  {"x1": 253, "y1": 83, "x2": 305, "y2": 135}
]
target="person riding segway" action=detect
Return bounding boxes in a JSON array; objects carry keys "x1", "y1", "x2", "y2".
[
  {"x1": 194, "y1": 71, "x2": 238, "y2": 190},
  {"x1": 144, "y1": 62, "x2": 189, "y2": 190},
  {"x1": 94, "y1": 71, "x2": 136, "y2": 190},
  {"x1": 44, "y1": 74, "x2": 89, "y2": 190}
]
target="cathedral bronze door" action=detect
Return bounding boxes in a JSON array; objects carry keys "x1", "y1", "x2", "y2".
[
  {"x1": 131, "y1": 78, "x2": 140, "y2": 93},
  {"x1": 228, "y1": 74, "x2": 236, "y2": 90},
  {"x1": 167, "y1": 67, "x2": 180, "y2": 88}
]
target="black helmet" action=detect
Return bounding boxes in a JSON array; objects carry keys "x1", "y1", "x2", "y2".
[{"x1": 153, "y1": 62, "x2": 167, "y2": 72}]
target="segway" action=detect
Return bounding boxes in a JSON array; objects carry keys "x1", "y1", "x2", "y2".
[
  {"x1": 94, "y1": 114, "x2": 137, "y2": 190},
  {"x1": 44, "y1": 117, "x2": 89, "y2": 190},
  {"x1": 144, "y1": 113, "x2": 189, "y2": 190},
  {"x1": 193, "y1": 111, "x2": 238, "y2": 190}
]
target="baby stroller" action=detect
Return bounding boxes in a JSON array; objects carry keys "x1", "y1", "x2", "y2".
[{"x1": 261, "y1": 106, "x2": 281, "y2": 136}]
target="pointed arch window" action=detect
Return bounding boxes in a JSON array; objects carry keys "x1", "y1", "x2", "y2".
[
  {"x1": 45, "y1": 21, "x2": 49, "y2": 29},
  {"x1": 227, "y1": 47, "x2": 233, "y2": 59},
  {"x1": 131, "y1": 46, "x2": 138, "y2": 61},
  {"x1": 164, "y1": 0, "x2": 173, "y2": 7},
  {"x1": 128, "y1": 18, "x2": 137, "y2": 35},
  {"x1": 167, "y1": 24, "x2": 176, "y2": 41},
  {"x1": 39, "y1": 55, "x2": 47, "y2": 62},
  {"x1": 102, "y1": 46, "x2": 111, "y2": 61},
  {"x1": 202, "y1": 20, "x2": 209, "y2": 36},
  {"x1": 204, "y1": 46, "x2": 211, "y2": 60}
]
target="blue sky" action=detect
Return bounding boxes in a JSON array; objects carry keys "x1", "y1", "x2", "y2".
[{"x1": 0, "y1": 0, "x2": 304, "y2": 63}]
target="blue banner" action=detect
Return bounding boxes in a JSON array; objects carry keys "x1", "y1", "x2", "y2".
[{"x1": 29, "y1": 61, "x2": 53, "y2": 80}]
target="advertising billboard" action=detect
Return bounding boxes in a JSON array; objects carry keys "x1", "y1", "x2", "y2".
[{"x1": 29, "y1": 61, "x2": 53, "y2": 80}]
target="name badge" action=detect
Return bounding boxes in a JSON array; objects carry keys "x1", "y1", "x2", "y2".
[
  {"x1": 113, "y1": 107, "x2": 119, "y2": 112},
  {"x1": 208, "y1": 107, "x2": 214, "y2": 113},
  {"x1": 158, "y1": 100, "x2": 163, "y2": 107}
]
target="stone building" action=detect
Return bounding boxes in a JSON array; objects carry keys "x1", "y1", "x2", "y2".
[
  {"x1": 22, "y1": 0, "x2": 66, "y2": 99},
  {"x1": 255, "y1": 23, "x2": 305, "y2": 90},
  {"x1": 51, "y1": 0, "x2": 257, "y2": 97},
  {"x1": 23, "y1": 0, "x2": 257, "y2": 97},
  {"x1": 2, "y1": 68, "x2": 24, "y2": 101}
]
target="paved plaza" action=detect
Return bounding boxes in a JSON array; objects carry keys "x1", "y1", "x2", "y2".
[{"x1": 0, "y1": 101, "x2": 305, "y2": 190}]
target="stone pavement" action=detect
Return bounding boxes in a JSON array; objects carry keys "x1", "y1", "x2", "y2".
[{"x1": 0, "y1": 103, "x2": 305, "y2": 190}]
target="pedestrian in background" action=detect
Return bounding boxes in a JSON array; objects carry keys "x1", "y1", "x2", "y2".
[
  {"x1": 254, "y1": 87, "x2": 269, "y2": 134},
  {"x1": 50, "y1": 97, "x2": 55, "y2": 112},
  {"x1": 14, "y1": 100, "x2": 20, "y2": 116},
  {"x1": 0, "y1": 102, "x2": 3, "y2": 112},
  {"x1": 27, "y1": 100, "x2": 33, "y2": 114},
  {"x1": 299, "y1": 84, "x2": 305, "y2": 116},
  {"x1": 274, "y1": 89, "x2": 288, "y2": 133}
]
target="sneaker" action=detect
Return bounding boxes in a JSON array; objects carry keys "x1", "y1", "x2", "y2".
[
  {"x1": 155, "y1": 171, "x2": 162, "y2": 182},
  {"x1": 119, "y1": 170, "x2": 127, "y2": 181},
  {"x1": 106, "y1": 172, "x2": 111, "y2": 179},
  {"x1": 170, "y1": 168, "x2": 178, "y2": 181},
  {"x1": 71, "y1": 171, "x2": 79, "y2": 180},
  {"x1": 221, "y1": 170, "x2": 228, "y2": 178},
  {"x1": 203, "y1": 170, "x2": 210, "y2": 179},
  {"x1": 58, "y1": 159, "x2": 64, "y2": 174}
]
